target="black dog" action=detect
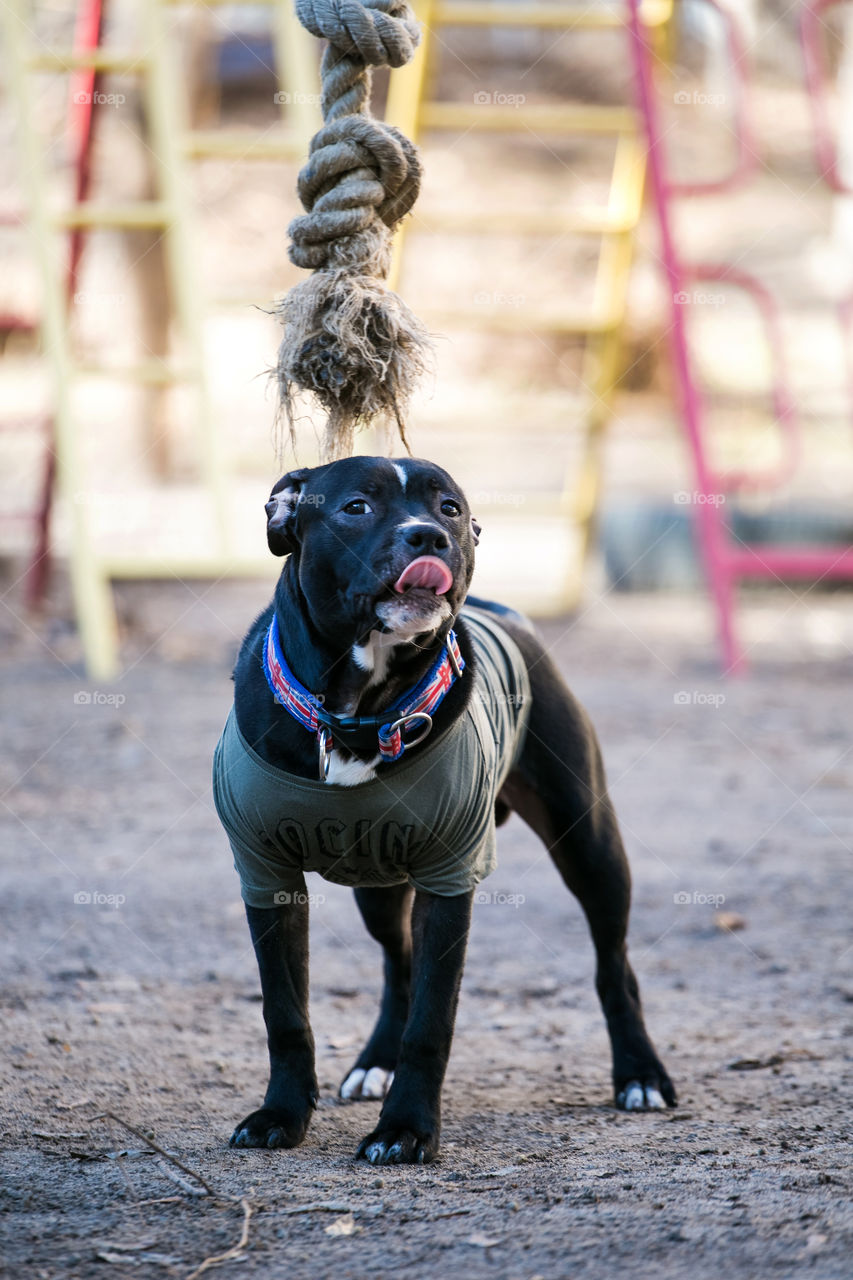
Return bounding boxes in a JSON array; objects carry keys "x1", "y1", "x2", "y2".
[{"x1": 213, "y1": 455, "x2": 675, "y2": 1165}]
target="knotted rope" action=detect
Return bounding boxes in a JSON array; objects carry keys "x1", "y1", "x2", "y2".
[{"x1": 277, "y1": 0, "x2": 432, "y2": 460}]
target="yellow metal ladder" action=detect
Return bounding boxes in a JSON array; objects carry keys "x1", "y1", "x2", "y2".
[
  {"x1": 385, "y1": 0, "x2": 672, "y2": 611},
  {"x1": 1, "y1": 0, "x2": 320, "y2": 678}
]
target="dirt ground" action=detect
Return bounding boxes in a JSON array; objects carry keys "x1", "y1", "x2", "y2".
[{"x1": 1, "y1": 576, "x2": 852, "y2": 1280}]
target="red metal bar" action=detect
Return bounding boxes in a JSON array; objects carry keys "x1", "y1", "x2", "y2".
[
  {"x1": 66, "y1": 0, "x2": 104, "y2": 298},
  {"x1": 0, "y1": 315, "x2": 37, "y2": 332},
  {"x1": 685, "y1": 262, "x2": 801, "y2": 492},
  {"x1": 628, "y1": 0, "x2": 853, "y2": 670},
  {"x1": 627, "y1": 0, "x2": 741, "y2": 671},
  {"x1": 725, "y1": 545, "x2": 853, "y2": 578},
  {"x1": 667, "y1": 0, "x2": 757, "y2": 197},
  {"x1": 22, "y1": 0, "x2": 105, "y2": 609}
]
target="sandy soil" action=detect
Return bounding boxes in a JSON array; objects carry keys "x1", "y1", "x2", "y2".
[{"x1": 1, "y1": 577, "x2": 852, "y2": 1280}]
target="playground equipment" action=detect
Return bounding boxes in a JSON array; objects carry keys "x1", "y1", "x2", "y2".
[
  {"x1": 628, "y1": 0, "x2": 853, "y2": 671},
  {"x1": 24, "y1": 0, "x2": 852, "y2": 678},
  {"x1": 0, "y1": 0, "x2": 104, "y2": 607},
  {"x1": 1, "y1": 0, "x2": 320, "y2": 678},
  {"x1": 3, "y1": 0, "x2": 671, "y2": 677}
]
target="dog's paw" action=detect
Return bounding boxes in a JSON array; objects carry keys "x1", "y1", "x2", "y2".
[
  {"x1": 229, "y1": 1106, "x2": 310, "y2": 1150},
  {"x1": 340, "y1": 1066, "x2": 394, "y2": 1100},
  {"x1": 615, "y1": 1069, "x2": 677, "y2": 1112},
  {"x1": 355, "y1": 1124, "x2": 437, "y2": 1165}
]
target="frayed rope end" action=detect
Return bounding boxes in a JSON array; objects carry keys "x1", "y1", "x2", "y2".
[{"x1": 275, "y1": 271, "x2": 433, "y2": 462}]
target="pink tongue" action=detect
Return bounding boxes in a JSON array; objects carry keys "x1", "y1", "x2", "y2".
[{"x1": 393, "y1": 556, "x2": 453, "y2": 596}]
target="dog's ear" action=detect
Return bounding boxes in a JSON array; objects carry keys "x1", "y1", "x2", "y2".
[
  {"x1": 265, "y1": 468, "x2": 312, "y2": 557},
  {"x1": 470, "y1": 516, "x2": 481, "y2": 547}
]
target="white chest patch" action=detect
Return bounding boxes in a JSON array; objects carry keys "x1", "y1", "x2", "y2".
[
  {"x1": 352, "y1": 631, "x2": 413, "y2": 687},
  {"x1": 326, "y1": 752, "x2": 380, "y2": 787}
]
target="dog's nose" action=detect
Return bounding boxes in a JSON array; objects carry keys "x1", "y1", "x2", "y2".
[{"x1": 402, "y1": 522, "x2": 450, "y2": 553}]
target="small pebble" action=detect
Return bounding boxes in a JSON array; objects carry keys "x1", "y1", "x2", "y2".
[{"x1": 715, "y1": 911, "x2": 747, "y2": 932}]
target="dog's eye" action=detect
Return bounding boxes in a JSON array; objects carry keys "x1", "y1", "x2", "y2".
[
  {"x1": 441, "y1": 499, "x2": 461, "y2": 517},
  {"x1": 342, "y1": 499, "x2": 372, "y2": 516}
]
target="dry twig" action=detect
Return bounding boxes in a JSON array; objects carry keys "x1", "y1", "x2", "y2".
[
  {"x1": 185, "y1": 1198, "x2": 253, "y2": 1280},
  {"x1": 90, "y1": 1113, "x2": 215, "y2": 1197}
]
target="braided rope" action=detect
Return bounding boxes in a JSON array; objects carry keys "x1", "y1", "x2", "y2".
[{"x1": 276, "y1": 0, "x2": 431, "y2": 459}]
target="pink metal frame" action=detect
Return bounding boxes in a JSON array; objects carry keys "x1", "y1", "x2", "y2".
[
  {"x1": 627, "y1": 0, "x2": 853, "y2": 672},
  {"x1": 802, "y1": 1, "x2": 853, "y2": 454},
  {"x1": 686, "y1": 262, "x2": 800, "y2": 493},
  {"x1": 801, "y1": 0, "x2": 852, "y2": 194},
  {"x1": 667, "y1": 0, "x2": 756, "y2": 197}
]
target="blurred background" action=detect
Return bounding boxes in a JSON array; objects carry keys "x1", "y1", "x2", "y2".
[{"x1": 2, "y1": 0, "x2": 853, "y2": 675}]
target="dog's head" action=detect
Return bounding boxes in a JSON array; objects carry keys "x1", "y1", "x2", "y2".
[{"x1": 265, "y1": 457, "x2": 480, "y2": 642}]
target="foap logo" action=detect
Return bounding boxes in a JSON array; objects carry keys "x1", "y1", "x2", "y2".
[
  {"x1": 673, "y1": 290, "x2": 726, "y2": 307},
  {"x1": 673, "y1": 90, "x2": 727, "y2": 107},
  {"x1": 475, "y1": 690, "x2": 527, "y2": 709},
  {"x1": 283, "y1": 291, "x2": 334, "y2": 314},
  {"x1": 474, "y1": 890, "x2": 526, "y2": 908},
  {"x1": 73, "y1": 90, "x2": 125, "y2": 107},
  {"x1": 273, "y1": 890, "x2": 326, "y2": 907},
  {"x1": 673, "y1": 490, "x2": 726, "y2": 507},
  {"x1": 273, "y1": 91, "x2": 322, "y2": 106},
  {"x1": 491, "y1": 91, "x2": 525, "y2": 107},
  {"x1": 74, "y1": 890, "x2": 126, "y2": 908},
  {"x1": 673, "y1": 890, "x2": 726, "y2": 908},
  {"x1": 73, "y1": 691, "x2": 126, "y2": 707},
  {"x1": 473, "y1": 290, "x2": 525, "y2": 308},
  {"x1": 72, "y1": 290, "x2": 127, "y2": 310},
  {"x1": 673, "y1": 690, "x2": 726, "y2": 708},
  {"x1": 470, "y1": 489, "x2": 526, "y2": 508},
  {"x1": 72, "y1": 491, "x2": 153, "y2": 533}
]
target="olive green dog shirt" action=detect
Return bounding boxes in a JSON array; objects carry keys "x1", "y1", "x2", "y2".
[{"x1": 213, "y1": 607, "x2": 531, "y2": 906}]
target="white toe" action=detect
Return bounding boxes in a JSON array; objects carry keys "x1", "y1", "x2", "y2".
[
  {"x1": 361, "y1": 1067, "x2": 393, "y2": 1098},
  {"x1": 340, "y1": 1068, "x2": 366, "y2": 1099},
  {"x1": 622, "y1": 1083, "x2": 646, "y2": 1111},
  {"x1": 645, "y1": 1087, "x2": 666, "y2": 1110}
]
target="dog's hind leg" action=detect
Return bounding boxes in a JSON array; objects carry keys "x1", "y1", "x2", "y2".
[
  {"x1": 501, "y1": 633, "x2": 676, "y2": 1111},
  {"x1": 340, "y1": 883, "x2": 413, "y2": 1101}
]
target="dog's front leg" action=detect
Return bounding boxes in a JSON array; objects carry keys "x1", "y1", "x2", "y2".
[
  {"x1": 230, "y1": 899, "x2": 318, "y2": 1149},
  {"x1": 356, "y1": 888, "x2": 473, "y2": 1165}
]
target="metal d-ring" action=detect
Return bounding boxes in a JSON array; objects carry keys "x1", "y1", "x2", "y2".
[
  {"x1": 388, "y1": 711, "x2": 433, "y2": 749},
  {"x1": 446, "y1": 636, "x2": 463, "y2": 678},
  {"x1": 317, "y1": 729, "x2": 332, "y2": 782}
]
